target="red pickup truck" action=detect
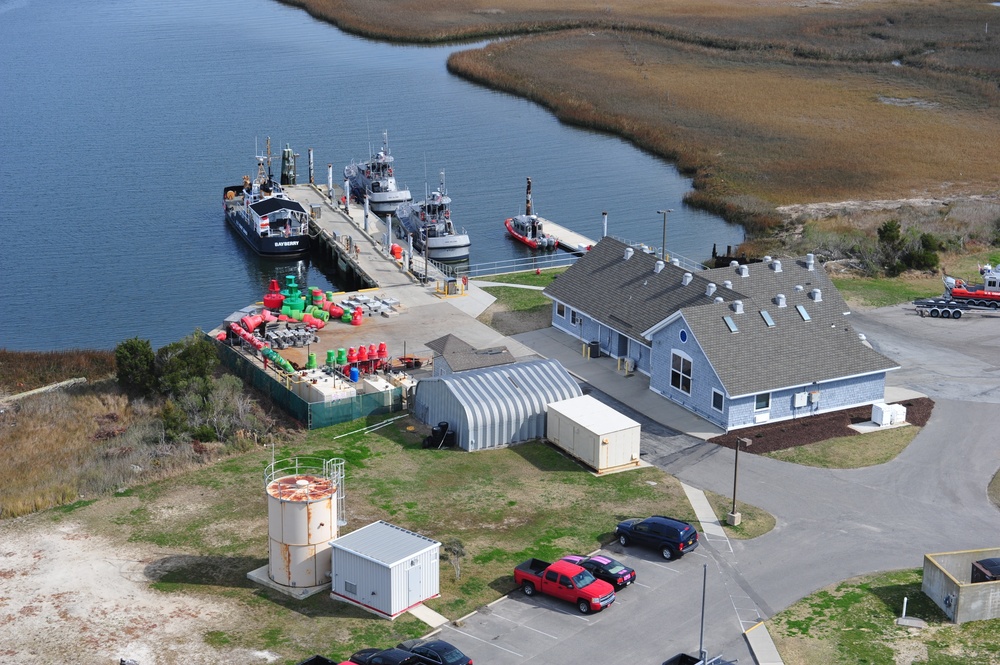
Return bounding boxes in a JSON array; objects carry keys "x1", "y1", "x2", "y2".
[{"x1": 513, "y1": 558, "x2": 616, "y2": 614}]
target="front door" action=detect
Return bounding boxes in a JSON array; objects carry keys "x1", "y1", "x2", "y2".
[{"x1": 407, "y1": 565, "x2": 422, "y2": 605}]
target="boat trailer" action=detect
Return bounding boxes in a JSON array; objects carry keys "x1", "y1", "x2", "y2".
[{"x1": 913, "y1": 298, "x2": 996, "y2": 319}]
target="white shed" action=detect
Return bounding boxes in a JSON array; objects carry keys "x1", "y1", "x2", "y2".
[
  {"x1": 330, "y1": 521, "x2": 441, "y2": 619},
  {"x1": 546, "y1": 395, "x2": 641, "y2": 473}
]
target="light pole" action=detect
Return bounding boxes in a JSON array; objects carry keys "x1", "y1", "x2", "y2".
[
  {"x1": 728, "y1": 437, "x2": 752, "y2": 526},
  {"x1": 656, "y1": 208, "x2": 673, "y2": 261}
]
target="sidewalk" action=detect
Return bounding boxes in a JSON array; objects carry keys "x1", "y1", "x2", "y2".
[{"x1": 511, "y1": 327, "x2": 726, "y2": 440}]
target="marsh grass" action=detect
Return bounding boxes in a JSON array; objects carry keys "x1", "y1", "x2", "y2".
[
  {"x1": 289, "y1": 1, "x2": 1000, "y2": 237},
  {"x1": 0, "y1": 348, "x2": 115, "y2": 394}
]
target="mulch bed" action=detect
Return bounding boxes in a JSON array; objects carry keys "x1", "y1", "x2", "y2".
[{"x1": 708, "y1": 397, "x2": 934, "y2": 455}]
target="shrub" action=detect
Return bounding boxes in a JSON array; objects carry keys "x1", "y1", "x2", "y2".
[
  {"x1": 155, "y1": 331, "x2": 219, "y2": 398},
  {"x1": 115, "y1": 337, "x2": 156, "y2": 396}
]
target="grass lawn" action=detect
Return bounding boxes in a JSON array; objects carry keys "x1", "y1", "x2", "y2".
[
  {"x1": 764, "y1": 426, "x2": 920, "y2": 469},
  {"x1": 768, "y1": 569, "x2": 1000, "y2": 665},
  {"x1": 71, "y1": 414, "x2": 768, "y2": 661}
]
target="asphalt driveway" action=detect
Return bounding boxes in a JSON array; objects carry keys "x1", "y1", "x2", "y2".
[{"x1": 488, "y1": 302, "x2": 1000, "y2": 663}]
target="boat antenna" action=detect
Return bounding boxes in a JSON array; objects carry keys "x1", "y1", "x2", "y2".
[{"x1": 525, "y1": 177, "x2": 533, "y2": 216}]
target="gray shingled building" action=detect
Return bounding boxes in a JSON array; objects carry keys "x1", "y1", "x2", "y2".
[{"x1": 543, "y1": 237, "x2": 899, "y2": 431}]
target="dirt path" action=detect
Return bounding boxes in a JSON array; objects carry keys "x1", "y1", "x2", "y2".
[{"x1": 0, "y1": 516, "x2": 274, "y2": 665}]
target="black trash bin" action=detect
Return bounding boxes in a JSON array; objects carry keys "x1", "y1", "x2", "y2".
[{"x1": 589, "y1": 340, "x2": 600, "y2": 358}]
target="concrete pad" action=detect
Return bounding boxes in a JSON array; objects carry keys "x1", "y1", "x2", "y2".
[
  {"x1": 408, "y1": 603, "x2": 451, "y2": 628},
  {"x1": 885, "y1": 386, "x2": 927, "y2": 402},
  {"x1": 896, "y1": 617, "x2": 927, "y2": 628},
  {"x1": 849, "y1": 420, "x2": 911, "y2": 434},
  {"x1": 682, "y1": 483, "x2": 729, "y2": 541},
  {"x1": 246, "y1": 565, "x2": 330, "y2": 600},
  {"x1": 743, "y1": 621, "x2": 785, "y2": 665}
]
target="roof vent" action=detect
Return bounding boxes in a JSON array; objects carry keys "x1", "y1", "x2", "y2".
[
  {"x1": 738, "y1": 265, "x2": 749, "y2": 277},
  {"x1": 794, "y1": 284, "x2": 804, "y2": 292},
  {"x1": 671, "y1": 258, "x2": 680, "y2": 266},
  {"x1": 706, "y1": 283, "x2": 717, "y2": 297},
  {"x1": 775, "y1": 293, "x2": 787, "y2": 307},
  {"x1": 858, "y1": 333, "x2": 867, "y2": 342},
  {"x1": 729, "y1": 260, "x2": 739, "y2": 268},
  {"x1": 624, "y1": 247, "x2": 634, "y2": 261},
  {"x1": 723, "y1": 280, "x2": 733, "y2": 289},
  {"x1": 772, "y1": 259, "x2": 782, "y2": 272},
  {"x1": 732, "y1": 300, "x2": 744, "y2": 314},
  {"x1": 763, "y1": 255, "x2": 772, "y2": 263},
  {"x1": 806, "y1": 253, "x2": 815, "y2": 271},
  {"x1": 654, "y1": 260, "x2": 664, "y2": 274},
  {"x1": 810, "y1": 288, "x2": 822, "y2": 302},
  {"x1": 682, "y1": 272, "x2": 693, "y2": 286},
  {"x1": 714, "y1": 296, "x2": 724, "y2": 304}
]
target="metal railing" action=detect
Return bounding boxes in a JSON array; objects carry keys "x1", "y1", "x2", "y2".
[{"x1": 429, "y1": 237, "x2": 709, "y2": 279}]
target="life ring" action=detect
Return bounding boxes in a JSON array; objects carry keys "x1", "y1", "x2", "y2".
[
  {"x1": 461, "y1": 275, "x2": 468, "y2": 287},
  {"x1": 388, "y1": 167, "x2": 393, "y2": 176}
]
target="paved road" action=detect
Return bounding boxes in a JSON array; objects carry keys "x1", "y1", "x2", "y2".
[{"x1": 443, "y1": 303, "x2": 1000, "y2": 664}]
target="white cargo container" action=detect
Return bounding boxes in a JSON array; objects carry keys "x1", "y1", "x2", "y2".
[
  {"x1": 546, "y1": 394, "x2": 641, "y2": 473},
  {"x1": 330, "y1": 521, "x2": 441, "y2": 619}
]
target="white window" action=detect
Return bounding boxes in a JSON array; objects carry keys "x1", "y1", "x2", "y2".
[
  {"x1": 755, "y1": 393, "x2": 770, "y2": 411},
  {"x1": 557, "y1": 303, "x2": 565, "y2": 318},
  {"x1": 712, "y1": 390, "x2": 724, "y2": 412},
  {"x1": 670, "y1": 351, "x2": 692, "y2": 395},
  {"x1": 571, "y1": 310, "x2": 580, "y2": 325}
]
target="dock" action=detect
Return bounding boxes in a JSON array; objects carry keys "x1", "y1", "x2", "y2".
[{"x1": 538, "y1": 216, "x2": 596, "y2": 255}]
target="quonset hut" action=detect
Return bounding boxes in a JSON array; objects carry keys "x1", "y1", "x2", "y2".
[{"x1": 412, "y1": 358, "x2": 581, "y2": 451}]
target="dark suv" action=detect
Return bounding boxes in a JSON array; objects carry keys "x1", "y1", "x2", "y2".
[{"x1": 615, "y1": 515, "x2": 699, "y2": 560}]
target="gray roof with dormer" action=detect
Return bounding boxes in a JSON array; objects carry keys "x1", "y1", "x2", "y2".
[
  {"x1": 543, "y1": 237, "x2": 744, "y2": 341},
  {"x1": 679, "y1": 299, "x2": 898, "y2": 398},
  {"x1": 544, "y1": 237, "x2": 898, "y2": 396}
]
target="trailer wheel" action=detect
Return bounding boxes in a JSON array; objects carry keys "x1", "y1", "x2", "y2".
[
  {"x1": 941, "y1": 310, "x2": 952, "y2": 319},
  {"x1": 952, "y1": 310, "x2": 962, "y2": 319},
  {"x1": 991, "y1": 302, "x2": 999, "y2": 310},
  {"x1": 929, "y1": 309, "x2": 940, "y2": 318},
  {"x1": 522, "y1": 582, "x2": 536, "y2": 596}
]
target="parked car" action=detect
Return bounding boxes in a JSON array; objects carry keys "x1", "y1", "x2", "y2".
[
  {"x1": 348, "y1": 648, "x2": 423, "y2": 665},
  {"x1": 513, "y1": 557, "x2": 616, "y2": 614},
  {"x1": 560, "y1": 554, "x2": 636, "y2": 589},
  {"x1": 615, "y1": 515, "x2": 699, "y2": 560},
  {"x1": 397, "y1": 638, "x2": 473, "y2": 665}
]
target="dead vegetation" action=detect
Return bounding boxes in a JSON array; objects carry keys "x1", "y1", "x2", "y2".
[{"x1": 286, "y1": 0, "x2": 1000, "y2": 242}]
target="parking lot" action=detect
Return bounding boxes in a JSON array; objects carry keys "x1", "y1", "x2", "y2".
[{"x1": 439, "y1": 543, "x2": 751, "y2": 665}]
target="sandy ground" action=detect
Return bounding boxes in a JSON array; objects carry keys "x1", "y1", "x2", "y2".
[{"x1": 0, "y1": 515, "x2": 277, "y2": 665}]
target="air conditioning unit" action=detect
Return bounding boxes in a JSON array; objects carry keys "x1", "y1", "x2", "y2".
[
  {"x1": 793, "y1": 392, "x2": 808, "y2": 408},
  {"x1": 754, "y1": 413, "x2": 770, "y2": 424}
]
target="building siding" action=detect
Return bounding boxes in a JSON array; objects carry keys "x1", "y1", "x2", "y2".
[
  {"x1": 726, "y1": 372, "x2": 887, "y2": 430},
  {"x1": 649, "y1": 318, "x2": 728, "y2": 429}
]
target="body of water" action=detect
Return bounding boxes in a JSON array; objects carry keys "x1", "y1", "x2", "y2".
[{"x1": 0, "y1": 0, "x2": 743, "y2": 351}]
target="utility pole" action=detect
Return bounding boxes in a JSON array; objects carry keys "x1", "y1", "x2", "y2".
[
  {"x1": 657, "y1": 209, "x2": 673, "y2": 261},
  {"x1": 728, "y1": 437, "x2": 752, "y2": 526}
]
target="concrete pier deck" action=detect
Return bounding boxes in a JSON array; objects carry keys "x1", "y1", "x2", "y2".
[{"x1": 538, "y1": 216, "x2": 596, "y2": 254}]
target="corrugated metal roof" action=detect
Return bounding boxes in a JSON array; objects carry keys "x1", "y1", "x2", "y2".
[
  {"x1": 547, "y1": 395, "x2": 640, "y2": 434},
  {"x1": 426, "y1": 358, "x2": 581, "y2": 429},
  {"x1": 332, "y1": 521, "x2": 440, "y2": 567}
]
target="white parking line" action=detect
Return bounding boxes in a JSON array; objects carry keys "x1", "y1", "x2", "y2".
[
  {"x1": 444, "y1": 625, "x2": 524, "y2": 657},
  {"x1": 648, "y1": 561, "x2": 681, "y2": 572},
  {"x1": 633, "y1": 581, "x2": 653, "y2": 589}
]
